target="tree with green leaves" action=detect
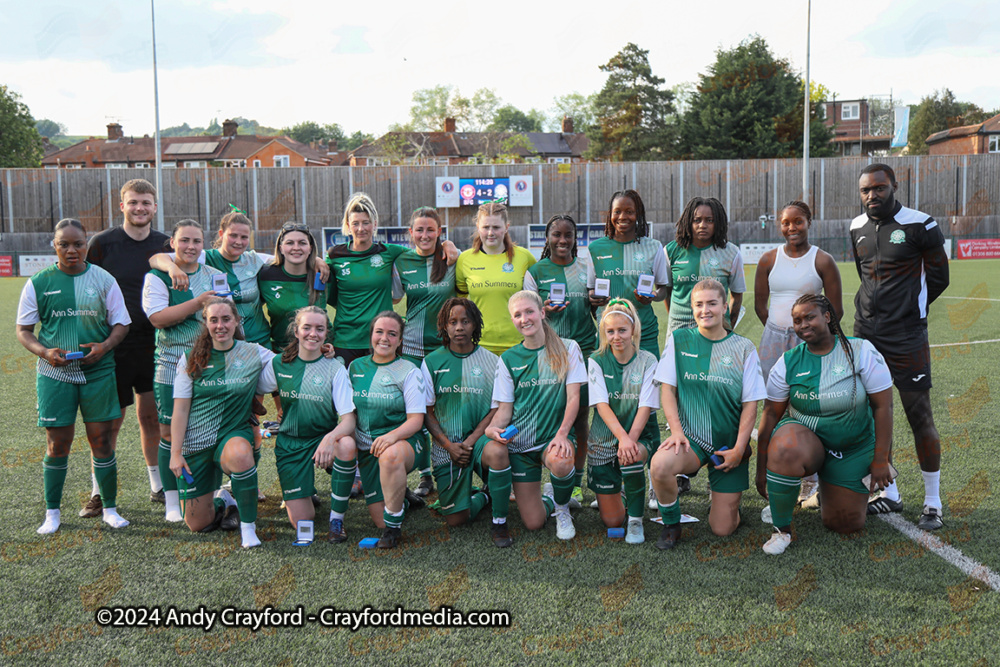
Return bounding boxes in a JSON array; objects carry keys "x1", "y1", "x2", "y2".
[
  {"x1": 681, "y1": 36, "x2": 831, "y2": 159},
  {"x1": 907, "y1": 89, "x2": 992, "y2": 155},
  {"x1": 585, "y1": 43, "x2": 677, "y2": 161},
  {"x1": 0, "y1": 85, "x2": 43, "y2": 168},
  {"x1": 488, "y1": 105, "x2": 544, "y2": 133},
  {"x1": 35, "y1": 119, "x2": 67, "y2": 139},
  {"x1": 549, "y1": 92, "x2": 596, "y2": 132}
]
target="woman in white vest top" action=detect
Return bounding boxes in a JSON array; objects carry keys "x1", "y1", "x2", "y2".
[{"x1": 753, "y1": 201, "x2": 842, "y2": 507}]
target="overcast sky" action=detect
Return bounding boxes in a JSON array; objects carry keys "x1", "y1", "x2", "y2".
[{"x1": 3, "y1": 0, "x2": 998, "y2": 137}]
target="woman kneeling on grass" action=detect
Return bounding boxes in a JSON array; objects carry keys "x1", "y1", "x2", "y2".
[
  {"x1": 650, "y1": 279, "x2": 766, "y2": 550},
  {"x1": 169, "y1": 298, "x2": 275, "y2": 548},
  {"x1": 756, "y1": 294, "x2": 894, "y2": 555},
  {"x1": 483, "y1": 290, "x2": 587, "y2": 541},
  {"x1": 421, "y1": 298, "x2": 514, "y2": 547},
  {"x1": 348, "y1": 311, "x2": 427, "y2": 549},
  {"x1": 256, "y1": 307, "x2": 357, "y2": 543},
  {"x1": 17, "y1": 219, "x2": 131, "y2": 534},
  {"x1": 587, "y1": 299, "x2": 660, "y2": 544}
]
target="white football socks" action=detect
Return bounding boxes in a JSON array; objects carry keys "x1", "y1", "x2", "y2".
[
  {"x1": 922, "y1": 470, "x2": 942, "y2": 510},
  {"x1": 37, "y1": 509, "x2": 61, "y2": 535},
  {"x1": 241, "y1": 521, "x2": 261, "y2": 548},
  {"x1": 148, "y1": 465, "x2": 163, "y2": 493},
  {"x1": 164, "y1": 490, "x2": 182, "y2": 522},
  {"x1": 102, "y1": 507, "x2": 129, "y2": 528}
]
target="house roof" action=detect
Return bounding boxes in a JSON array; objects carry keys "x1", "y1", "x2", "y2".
[
  {"x1": 351, "y1": 130, "x2": 590, "y2": 160},
  {"x1": 925, "y1": 112, "x2": 1000, "y2": 144},
  {"x1": 41, "y1": 132, "x2": 334, "y2": 165}
]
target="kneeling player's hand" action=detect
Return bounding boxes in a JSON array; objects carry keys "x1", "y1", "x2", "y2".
[
  {"x1": 314, "y1": 434, "x2": 336, "y2": 469},
  {"x1": 320, "y1": 343, "x2": 336, "y2": 359},
  {"x1": 618, "y1": 437, "x2": 640, "y2": 465},
  {"x1": 712, "y1": 446, "x2": 741, "y2": 472},
  {"x1": 446, "y1": 441, "x2": 471, "y2": 466},
  {"x1": 170, "y1": 454, "x2": 190, "y2": 481},
  {"x1": 485, "y1": 426, "x2": 509, "y2": 444},
  {"x1": 548, "y1": 435, "x2": 574, "y2": 460},
  {"x1": 868, "y1": 460, "x2": 893, "y2": 493},
  {"x1": 658, "y1": 433, "x2": 690, "y2": 454},
  {"x1": 371, "y1": 435, "x2": 397, "y2": 457}
]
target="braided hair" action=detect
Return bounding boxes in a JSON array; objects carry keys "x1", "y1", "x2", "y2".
[
  {"x1": 540, "y1": 214, "x2": 578, "y2": 260},
  {"x1": 793, "y1": 293, "x2": 856, "y2": 400},
  {"x1": 604, "y1": 190, "x2": 649, "y2": 240},
  {"x1": 436, "y1": 297, "x2": 484, "y2": 348},
  {"x1": 676, "y1": 197, "x2": 728, "y2": 249}
]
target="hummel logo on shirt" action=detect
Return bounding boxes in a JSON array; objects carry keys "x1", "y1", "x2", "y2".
[
  {"x1": 403, "y1": 270, "x2": 418, "y2": 275},
  {"x1": 596, "y1": 255, "x2": 612, "y2": 260},
  {"x1": 512, "y1": 364, "x2": 528, "y2": 371},
  {"x1": 43, "y1": 290, "x2": 62, "y2": 296},
  {"x1": 433, "y1": 368, "x2": 450, "y2": 374},
  {"x1": 278, "y1": 373, "x2": 293, "y2": 379},
  {"x1": 604, "y1": 374, "x2": 614, "y2": 379},
  {"x1": 795, "y1": 371, "x2": 810, "y2": 377},
  {"x1": 680, "y1": 351, "x2": 698, "y2": 358},
  {"x1": 352, "y1": 374, "x2": 365, "y2": 378}
]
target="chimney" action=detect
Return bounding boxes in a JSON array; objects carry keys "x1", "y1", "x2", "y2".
[
  {"x1": 222, "y1": 119, "x2": 238, "y2": 137},
  {"x1": 444, "y1": 117, "x2": 456, "y2": 133},
  {"x1": 561, "y1": 116, "x2": 574, "y2": 134},
  {"x1": 329, "y1": 138, "x2": 338, "y2": 152},
  {"x1": 107, "y1": 123, "x2": 124, "y2": 140}
]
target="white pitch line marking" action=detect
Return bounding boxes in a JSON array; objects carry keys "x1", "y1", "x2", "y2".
[
  {"x1": 878, "y1": 513, "x2": 1000, "y2": 591},
  {"x1": 929, "y1": 339, "x2": 1000, "y2": 348}
]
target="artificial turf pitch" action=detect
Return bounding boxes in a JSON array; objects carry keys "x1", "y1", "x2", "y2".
[{"x1": 0, "y1": 260, "x2": 998, "y2": 665}]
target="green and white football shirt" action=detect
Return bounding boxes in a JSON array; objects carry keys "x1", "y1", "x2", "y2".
[
  {"x1": 203, "y1": 248, "x2": 271, "y2": 345},
  {"x1": 326, "y1": 242, "x2": 408, "y2": 350},
  {"x1": 142, "y1": 264, "x2": 223, "y2": 387},
  {"x1": 392, "y1": 249, "x2": 456, "y2": 359},
  {"x1": 257, "y1": 355, "x2": 355, "y2": 447},
  {"x1": 492, "y1": 338, "x2": 587, "y2": 453},
  {"x1": 664, "y1": 241, "x2": 746, "y2": 333},
  {"x1": 173, "y1": 341, "x2": 275, "y2": 455},
  {"x1": 654, "y1": 328, "x2": 766, "y2": 454},
  {"x1": 587, "y1": 236, "x2": 669, "y2": 355},
  {"x1": 348, "y1": 355, "x2": 425, "y2": 451},
  {"x1": 258, "y1": 264, "x2": 331, "y2": 351},
  {"x1": 587, "y1": 349, "x2": 660, "y2": 464},
  {"x1": 524, "y1": 255, "x2": 597, "y2": 357},
  {"x1": 767, "y1": 338, "x2": 892, "y2": 451},
  {"x1": 420, "y1": 345, "x2": 499, "y2": 467},
  {"x1": 17, "y1": 263, "x2": 131, "y2": 384}
]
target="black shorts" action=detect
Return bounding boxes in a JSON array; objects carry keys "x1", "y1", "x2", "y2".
[
  {"x1": 856, "y1": 327, "x2": 931, "y2": 392},
  {"x1": 114, "y1": 343, "x2": 156, "y2": 409},
  {"x1": 335, "y1": 347, "x2": 369, "y2": 368}
]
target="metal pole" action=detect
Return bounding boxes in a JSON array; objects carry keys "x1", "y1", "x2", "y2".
[
  {"x1": 802, "y1": 0, "x2": 812, "y2": 202},
  {"x1": 151, "y1": 0, "x2": 165, "y2": 232}
]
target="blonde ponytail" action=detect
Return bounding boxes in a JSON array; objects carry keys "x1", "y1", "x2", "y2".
[{"x1": 509, "y1": 290, "x2": 568, "y2": 381}]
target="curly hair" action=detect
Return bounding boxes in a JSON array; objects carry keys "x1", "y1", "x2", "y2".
[
  {"x1": 540, "y1": 214, "x2": 578, "y2": 260},
  {"x1": 676, "y1": 197, "x2": 728, "y2": 249},
  {"x1": 436, "y1": 297, "x2": 484, "y2": 348},
  {"x1": 604, "y1": 190, "x2": 648, "y2": 240}
]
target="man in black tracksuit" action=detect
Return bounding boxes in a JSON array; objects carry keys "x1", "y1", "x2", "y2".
[{"x1": 850, "y1": 163, "x2": 949, "y2": 530}]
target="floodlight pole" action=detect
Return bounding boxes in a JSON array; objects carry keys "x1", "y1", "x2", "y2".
[
  {"x1": 802, "y1": 0, "x2": 812, "y2": 204},
  {"x1": 151, "y1": 0, "x2": 165, "y2": 232}
]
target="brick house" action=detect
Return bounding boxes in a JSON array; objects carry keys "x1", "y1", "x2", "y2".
[
  {"x1": 924, "y1": 113, "x2": 1000, "y2": 155},
  {"x1": 349, "y1": 117, "x2": 590, "y2": 166},
  {"x1": 821, "y1": 99, "x2": 892, "y2": 156},
  {"x1": 41, "y1": 119, "x2": 343, "y2": 168}
]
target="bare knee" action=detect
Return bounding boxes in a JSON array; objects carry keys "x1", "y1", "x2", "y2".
[
  {"x1": 823, "y1": 515, "x2": 865, "y2": 534},
  {"x1": 444, "y1": 511, "x2": 470, "y2": 528},
  {"x1": 334, "y1": 436, "x2": 357, "y2": 460}
]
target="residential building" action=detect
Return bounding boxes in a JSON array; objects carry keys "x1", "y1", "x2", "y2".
[
  {"x1": 925, "y1": 113, "x2": 1000, "y2": 155},
  {"x1": 821, "y1": 99, "x2": 892, "y2": 156}
]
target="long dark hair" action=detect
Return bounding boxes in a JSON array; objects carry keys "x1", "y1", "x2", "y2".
[
  {"x1": 186, "y1": 298, "x2": 244, "y2": 379},
  {"x1": 604, "y1": 190, "x2": 648, "y2": 240},
  {"x1": 540, "y1": 214, "x2": 578, "y2": 260},
  {"x1": 676, "y1": 197, "x2": 728, "y2": 249},
  {"x1": 410, "y1": 207, "x2": 448, "y2": 283},
  {"x1": 436, "y1": 297, "x2": 484, "y2": 347}
]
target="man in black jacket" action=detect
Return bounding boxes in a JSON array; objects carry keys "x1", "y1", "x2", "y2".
[{"x1": 850, "y1": 163, "x2": 949, "y2": 530}]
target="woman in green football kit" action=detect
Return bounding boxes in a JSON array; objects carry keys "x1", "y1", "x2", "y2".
[
  {"x1": 587, "y1": 299, "x2": 660, "y2": 544},
  {"x1": 142, "y1": 220, "x2": 224, "y2": 523},
  {"x1": 421, "y1": 298, "x2": 514, "y2": 547},
  {"x1": 455, "y1": 202, "x2": 536, "y2": 355},
  {"x1": 259, "y1": 222, "x2": 330, "y2": 353},
  {"x1": 756, "y1": 294, "x2": 894, "y2": 555},
  {"x1": 169, "y1": 298, "x2": 276, "y2": 549},
  {"x1": 587, "y1": 190, "x2": 669, "y2": 358},
  {"x1": 524, "y1": 214, "x2": 596, "y2": 507},
  {"x1": 649, "y1": 279, "x2": 767, "y2": 550},
  {"x1": 348, "y1": 311, "x2": 427, "y2": 549},
  {"x1": 256, "y1": 307, "x2": 357, "y2": 542},
  {"x1": 328, "y1": 194, "x2": 458, "y2": 367},
  {"x1": 392, "y1": 207, "x2": 457, "y2": 498},
  {"x1": 664, "y1": 197, "x2": 746, "y2": 334},
  {"x1": 483, "y1": 291, "x2": 587, "y2": 541},
  {"x1": 16, "y1": 219, "x2": 131, "y2": 535}
]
